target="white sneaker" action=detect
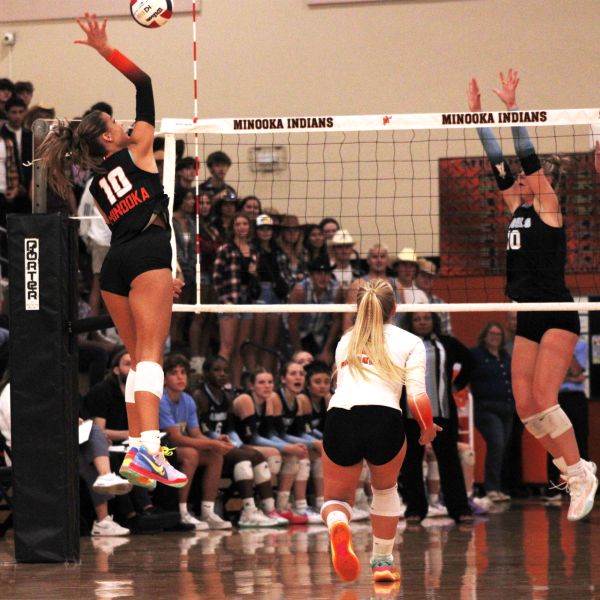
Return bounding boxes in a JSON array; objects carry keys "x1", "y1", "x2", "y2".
[
  {"x1": 566, "y1": 469, "x2": 598, "y2": 522},
  {"x1": 238, "y1": 507, "x2": 280, "y2": 528},
  {"x1": 181, "y1": 511, "x2": 210, "y2": 531},
  {"x1": 486, "y1": 490, "x2": 511, "y2": 503},
  {"x1": 351, "y1": 505, "x2": 370, "y2": 521},
  {"x1": 91, "y1": 515, "x2": 130, "y2": 536},
  {"x1": 295, "y1": 505, "x2": 322, "y2": 524},
  {"x1": 201, "y1": 511, "x2": 233, "y2": 530},
  {"x1": 427, "y1": 501, "x2": 448, "y2": 517},
  {"x1": 92, "y1": 473, "x2": 133, "y2": 496}
]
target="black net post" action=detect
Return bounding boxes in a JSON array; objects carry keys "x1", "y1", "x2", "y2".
[{"x1": 8, "y1": 213, "x2": 80, "y2": 563}]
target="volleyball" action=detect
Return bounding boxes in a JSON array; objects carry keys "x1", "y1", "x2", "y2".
[{"x1": 130, "y1": 0, "x2": 173, "y2": 28}]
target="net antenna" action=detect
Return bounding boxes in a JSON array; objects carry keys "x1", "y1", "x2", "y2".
[{"x1": 162, "y1": 107, "x2": 600, "y2": 315}]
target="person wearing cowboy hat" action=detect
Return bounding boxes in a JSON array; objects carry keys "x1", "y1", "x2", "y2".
[
  {"x1": 394, "y1": 247, "x2": 428, "y2": 306},
  {"x1": 415, "y1": 258, "x2": 453, "y2": 335},
  {"x1": 277, "y1": 214, "x2": 307, "y2": 281},
  {"x1": 286, "y1": 255, "x2": 344, "y2": 366},
  {"x1": 329, "y1": 229, "x2": 361, "y2": 293}
]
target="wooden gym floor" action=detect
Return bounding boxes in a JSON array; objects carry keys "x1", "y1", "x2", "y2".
[{"x1": 0, "y1": 500, "x2": 598, "y2": 600}]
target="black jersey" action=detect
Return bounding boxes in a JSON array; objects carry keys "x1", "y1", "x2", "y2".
[
  {"x1": 276, "y1": 387, "x2": 303, "y2": 437},
  {"x1": 505, "y1": 204, "x2": 572, "y2": 302},
  {"x1": 310, "y1": 397, "x2": 327, "y2": 433},
  {"x1": 234, "y1": 397, "x2": 270, "y2": 443},
  {"x1": 90, "y1": 149, "x2": 170, "y2": 246},
  {"x1": 198, "y1": 384, "x2": 231, "y2": 436}
]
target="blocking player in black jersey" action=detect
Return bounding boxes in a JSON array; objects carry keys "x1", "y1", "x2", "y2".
[
  {"x1": 468, "y1": 69, "x2": 597, "y2": 521},
  {"x1": 38, "y1": 14, "x2": 186, "y2": 488}
]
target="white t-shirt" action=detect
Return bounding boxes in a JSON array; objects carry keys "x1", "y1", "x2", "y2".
[
  {"x1": 329, "y1": 324, "x2": 426, "y2": 412},
  {"x1": 400, "y1": 283, "x2": 428, "y2": 305},
  {"x1": 0, "y1": 383, "x2": 10, "y2": 465},
  {"x1": 77, "y1": 179, "x2": 112, "y2": 247},
  {"x1": 0, "y1": 138, "x2": 6, "y2": 194}
]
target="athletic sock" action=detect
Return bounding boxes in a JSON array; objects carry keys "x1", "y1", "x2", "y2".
[
  {"x1": 128, "y1": 436, "x2": 141, "y2": 449},
  {"x1": 262, "y1": 497, "x2": 275, "y2": 512},
  {"x1": 326, "y1": 510, "x2": 348, "y2": 530},
  {"x1": 242, "y1": 497, "x2": 256, "y2": 512},
  {"x1": 276, "y1": 491, "x2": 290, "y2": 511},
  {"x1": 315, "y1": 496, "x2": 324, "y2": 510},
  {"x1": 179, "y1": 503, "x2": 189, "y2": 516},
  {"x1": 140, "y1": 430, "x2": 161, "y2": 456},
  {"x1": 566, "y1": 460, "x2": 587, "y2": 479},
  {"x1": 372, "y1": 536, "x2": 394, "y2": 561},
  {"x1": 295, "y1": 499, "x2": 308, "y2": 511},
  {"x1": 201, "y1": 501, "x2": 215, "y2": 518}
]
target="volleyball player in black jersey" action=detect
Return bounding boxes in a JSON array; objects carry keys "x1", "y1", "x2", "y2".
[
  {"x1": 468, "y1": 69, "x2": 597, "y2": 521},
  {"x1": 38, "y1": 14, "x2": 186, "y2": 488}
]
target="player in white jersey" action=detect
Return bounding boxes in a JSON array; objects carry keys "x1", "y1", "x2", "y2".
[{"x1": 320, "y1": 279, "x2": 440, "y2": 586}]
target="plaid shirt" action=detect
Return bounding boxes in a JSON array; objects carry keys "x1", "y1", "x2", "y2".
[
  {"x1": 0, "y1": 135, "x2": 19, "y2": 194},
  {"x1": 273, "y1": 247, "x2": 296, "y2": 299},
  {"x1": 212, "y1": 242, "x2": 258, "y2": 304}
]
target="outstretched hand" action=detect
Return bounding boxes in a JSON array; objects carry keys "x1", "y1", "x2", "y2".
[
  {"x1": 467, "y1": 78, "x2": 482, "y2": 113},
  {"x1": 75, "y1": 13, "x2": 113, "y2": 59},
  {"x1": 492, "y1": 69, "x2": 519, "y2": 110}
]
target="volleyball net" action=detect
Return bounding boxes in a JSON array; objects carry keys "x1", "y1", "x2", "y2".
[{"x1": 156, "y1": 107, "x2": 600, "y2": 314}]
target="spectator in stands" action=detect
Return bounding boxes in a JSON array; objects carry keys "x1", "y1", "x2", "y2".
[
  {"x1": 211, "y1": 190, "x2": 238, "y2": 240},
  {"x1": 1, "y1": 96, "x2": 32, "y2": 213},
  {"x1": 505, "y1": 311, "x2": 517, "y2": 356},
  {"x1": 213, "y1": 213, "x2": 258, "y2": 388},
  {"x1": 175, "y1": 156, "x2": 196, "y2": 193},
  {"x1": 78, "y1": 178, "x2": 112, "y2": 316},
  {"x1": 171, "y1": 187, "x2": 197, "y2": 352},
  {"x1": 544, "y1": 338, "x2": 590, "y2": 505},
  {"x1": 394, "y1": 248, "x2": 428, "y2": 305},
  {"x1": 191, "y1": 192, "x2": 222, "y2": 373},
  {"x1": 0, "y1": 127, "x2": 19, "y2": 235},
  {"x1": 13, "y1": 81, "x2": 33, "y2": 108},
  {"x1": 319, "y1": 218, "x2": 339, "y2": 241},
  {"x1": 238, "y1": 196, "x2": 262, "y2": 221},
  {"x1": 248, "y1": 214, "x2": 295, "y2": 373},
  {"x1": 199, "y1": 150, "x2": 236, "y2": 198},
  {"x1": 86, "y1": 350, "x2": 184, "y2": 534},
  {"x1": 23, "y1": 102, "x2": 55, "y2": 130},
  {"x1": 400, "y1": 311, "x2": 475, "y2": 523},
  {"x1": 292, "y1": 350, "x2": 314, "y2": 368},
  {"x1": 415, "y1": 258, "x2": 453, "y2": 335},
  {"x1": 302, "y1": 224, "x2": 328, "y2": 264},
  {"x1": 193, "y1": 355, "x2": 283, "y2": 527},
  {"x1": 286, "y1": 255, "x2": 342, "y2": 366},
  {"x1": 263, "y1": 205, "x2": 282, "y2": 226},
  {"x1": 90, "y1": 101, "x2": 113, "y2": 117},
  {"x1": 277, "y1": 214, "x2": 307, "y2": 282},
  {"x1": 329, "y1": 229, "x2": 360, "y2": 293},
  {"x1": 470, "y1": 321, "x2": 515, "y2": 503},
  {"x1": 159, "y1": 355, "x2": 232, "y2": 530},
  {"x1": 344, "y1": 243, "x2": 403, "y2": 331},
  {"x1": 0, "y1": 79, "x2": 13, "y2": 120}
]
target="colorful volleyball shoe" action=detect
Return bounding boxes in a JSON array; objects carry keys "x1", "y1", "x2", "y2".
[
  {"x1": 330, "y1": 521, "x2": 360, "y2": 582},
  {"x1": 370, "y1": 557, "x2": 401, "y2": 583},
  {"x1": 128, "y1": 445, "x2": 188, "y2": 488},
  {"x1": 119, "y1": 447, "x2": 157, "y2": 490}
]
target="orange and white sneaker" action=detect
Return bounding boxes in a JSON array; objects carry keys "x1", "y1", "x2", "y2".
[
  {"x1": 119, "y1": 447, "x2": 156, "y2": 490},
  {"x1": 330, "y1": 521, "x2": 360, "y2": 582},
  {"x1": 566, "y1": 467, "x2": 598, "y2": 522},
  {"x1": 370, "y1": 557, "x2": 400, "y2": 583}
]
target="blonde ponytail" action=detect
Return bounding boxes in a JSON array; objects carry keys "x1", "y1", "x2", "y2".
[{"x1": 344, "y1": 279, "x2": 405, "y2": 385}]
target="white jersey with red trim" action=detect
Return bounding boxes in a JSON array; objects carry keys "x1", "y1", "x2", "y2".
[{"x1": 329, "y1": 324, "x2": 426, "y2": 412}]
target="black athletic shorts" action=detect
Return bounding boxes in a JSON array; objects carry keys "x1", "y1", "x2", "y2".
[
  {"x1": 100, "y1": 225, "x2": 172, "y2": 297},
  {"x1": 516, "y1": 309, "x2": 580, "y2": 344},
  {"x1": 323, "y1": 405, "x2": 405, "y2": 467}
]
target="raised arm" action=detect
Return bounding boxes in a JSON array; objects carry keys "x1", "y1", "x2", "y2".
[{"x1": 75, "y1": 13, "x2": 156, "y2": 168}]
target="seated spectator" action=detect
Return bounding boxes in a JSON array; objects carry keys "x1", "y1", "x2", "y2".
[
  {"x1": 319, "y1": 218, "x2": 339, "y2": 241},
  {"x1": 344, "y1": 243, "x2": 403, "y2": 331},
  {"x1": 415, "y1": 258, "x2": 453, "y2": 335},
  {"x1": 232, "y1": 367, "x2": 309, "y2": 524},
  {"x1": 277, "y1": 214, "x2": 307, "y2": 282},
  {"x1": 286, "y1": 255, "x2": 343, "y2": 366},
  {"x1": 86, "y1": 350, "x2": 184, "y2": 534},
  {"x1": 13, "y1": 81, "x2": 33, "y2": 107},
  {"x1": 0, "y1": 79, "x2": 13, "y2": 120},
  {"x1": 160, "y1": 355, "x2": 232, "y2": 530},
  {"x1": 213, "y1": 213, "x2": 257, "y2": 388},
  {"x1": 394, "y1": 248, "x2": 428, "y2": 305},
  {"x1": 399, "y1": 312, "x2": 475, "y2": 523},
  {"x1": 211, "y1": 190, "x2": 238, "y2": 240},
  {"x1": 470, "y1": 322, "x2": 515, "y2": 504},
  {"x1": 238, "y1": 196, "x2": 262, "y2": 221},
  {"x1": 175, "y1": 156, "x2": 196, "y2": 192},
  {"x1": 23, "y1": 103, "x2": 55, "y2": 130},
  {"x1": 199, "y1": 150, "x2": 236, "y2": 199},
  {"x1": 302, "y1": 224, "x2": 328, "y2": 265},
  {"x1": 292, "y1": 350, "x2": 314, "y2": 369},
  {"x1": 193, "y1": 356, "x2": 284, "y2": 527},
  {"x1": 329, "y1": 229, "x2": 361, "y2": 293},
  {"x1": 302, "y1": 360, "x2": 331, "y2": 440},
  {"x1": 0, "y1": 126, "x2": 19, "y2": 236},
  {"x1": 248, "y1": 214, "x2": 295, "y2": 373}
]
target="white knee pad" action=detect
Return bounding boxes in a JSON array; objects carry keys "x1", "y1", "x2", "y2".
[
  {"x1": 253, "y1": 461, "x2": 271, "y2": 485},
  {"x1": 358, "y1": 461, "x2": 369, "y2": 483},
  {"x1": 233, "y1": 460, "x2": 254, "y2": 482},
  {"x1": 427, "y1": 460, "x2": 440, "y2": 481},
  {"x1": 312, "y1": 457, "x2": 323, "y2": 479},
  {"x1": 460, "y1": 447, "x2": 475, "y2": 468},
  {"x1": 296, "y1": 458, "x2": 311, "y2": 482},
  {"x1": 523, "y1": 405, "x2": 573, "y2": 440},
  {"x1": 320, "y1": 499, "x2": 353, "y2": 523},
  {"x1": 125, "y1": 369, "x2": 136, "y2": 404},
  {"x1": 370, "y1": 484, "x2": 401, "y2": 518},
  {"x1": 280, "y1": 455, "x2": 299, "y2": 476},
  {"x1": 134, "y1": 362, "x2": 164, "y2": 399},
  {"x1": 267, "y1": 455, "x2": 282, "y2": 476}
]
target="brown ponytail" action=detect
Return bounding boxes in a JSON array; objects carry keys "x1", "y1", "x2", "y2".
[{"x1": 37, "y1": 111, "x2": 109, "y2": 199}]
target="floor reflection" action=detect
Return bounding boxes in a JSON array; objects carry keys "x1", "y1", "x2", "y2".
[{"x1": 0, "y1": 501, "x2": 598, "y2": 600}]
